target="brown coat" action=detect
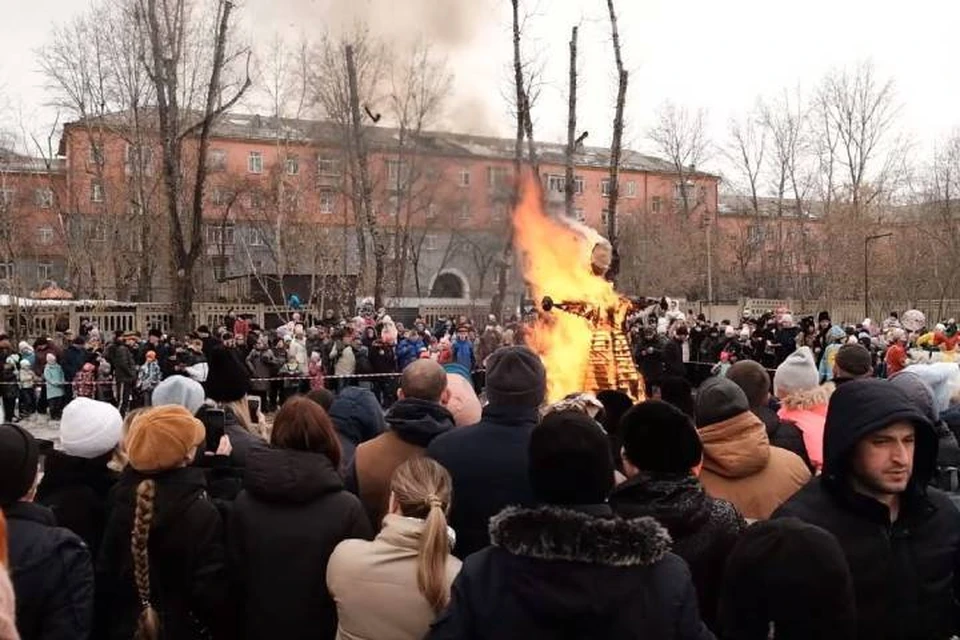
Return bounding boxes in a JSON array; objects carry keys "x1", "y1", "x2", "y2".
[
  {"x1": 353, "y1": 431, "x2": 425, "y2": 528},
  {"x1": 326, "y1": 514, "x2": 461, "y2": 640},
  {"x1": 698, "y1": 411, "x2": 811, "y2": 520}
]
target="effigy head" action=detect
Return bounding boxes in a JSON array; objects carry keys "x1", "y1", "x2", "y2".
[{"x1": 590, "y1": 240, "x2": 613, "y2": 277}]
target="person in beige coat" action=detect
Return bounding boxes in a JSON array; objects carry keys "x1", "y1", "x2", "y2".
[
  {"x1": 327, "y1": 457, "x2": 461, "y2": 640},
  {"x1": 694, "y1": 377, "x2": 811, "y2": 520}
]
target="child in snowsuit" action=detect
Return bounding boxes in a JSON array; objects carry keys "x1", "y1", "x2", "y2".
[
  {"x1": 43, "y1": 352, "x2": 66, "y2": 420},
  {"x1": 18, "y1": 359, "x2": 35, "y2": 417}
]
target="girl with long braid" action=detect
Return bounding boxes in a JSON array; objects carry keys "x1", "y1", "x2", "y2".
[{"x1": 97, "y1": 406, "x2": 228, "y2": 639}]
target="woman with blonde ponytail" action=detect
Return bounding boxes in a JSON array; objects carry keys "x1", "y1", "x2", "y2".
[
  {"x1": 97, "y1": 406, "x2": 229, "y2": 640},
  {"x1": 327, "y1": 457, "x2": 461, "y2": 640}
]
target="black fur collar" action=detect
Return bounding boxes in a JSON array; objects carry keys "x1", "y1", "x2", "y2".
[{"x1": 489, "y1": 505, "x2": 672, "y2": 567}]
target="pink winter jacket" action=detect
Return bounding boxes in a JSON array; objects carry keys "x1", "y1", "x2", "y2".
[{"x1": 778, "y1": 404, "x2": 828, "y2": 472}]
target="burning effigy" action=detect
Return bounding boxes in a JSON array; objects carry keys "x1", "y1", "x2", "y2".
[{"x1": 513, "y1": 176, "x2": 647, "y2": 403}]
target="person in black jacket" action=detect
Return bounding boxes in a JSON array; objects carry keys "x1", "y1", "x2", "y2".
[
  {"x1": 609, "y1": 401, "x2": 745, "y2": 635},
  {"x1": 328, "y1": 386, "x2": 386, "y2": 469},
  {"x1": 37, "y1": 398, "x2": 122, "y2": 559},
  {"x1": 633, "y1": 326, "x2": 666, "y2": 396},
  {"x1": 228, "y1": 396, "x2": 372, "y2": 640},
  {"x1": 720, "y1": 517, "x2": 856, "y2": 639},
  {"x1": 427, "y1": 409, "x2": 713, "y2": 640},
  {"x1": 0, "y1": 422, "x2": 94, "y2": 640},
  {"x1": 112, "y1": 334, "x2": 138, "y2": 415},
  {"x1": 774, "y1": 379, "x2": 960, "y2": 640},
  {"x1": 726, "y1": 360, "x2": 813, "y2": 471},
  {"x1": 97, "y1": 406, "x2": 229, "y2": 640},
  {"x1": 664, "y1": 326, "x2": 689, "y2": 378},
  {"x1": 427, "y1": 346, "x2": 544, "y2": 559},
  {"x1": 61, "y1": 336, "x2": 89, "y2": 403}
]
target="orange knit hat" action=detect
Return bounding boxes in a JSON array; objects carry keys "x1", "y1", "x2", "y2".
[{"x1": 125, "y1": 405, "x2": 205, "y2": 472}]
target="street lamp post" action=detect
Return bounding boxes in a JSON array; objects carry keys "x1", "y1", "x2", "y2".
[{"x1": 864, "y1": 232, "x2": 893, "y2": 320}]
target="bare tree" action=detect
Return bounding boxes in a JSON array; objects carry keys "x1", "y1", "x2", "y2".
[
  {"x1": 648, "y1": 101, "x2": 708, "y2": 216},
  {"x1": 817, "y1": 62, "x2": 901, "y2": 217},
  {"x1": 604, "y1": 0, "x2": 628, "y2": 251},
  {"x1": 135, "y1": 0, "x2": 251, "y2": 333},
  {"x1": 564, "y1": 26, "x2": 578, "y2": 220}
]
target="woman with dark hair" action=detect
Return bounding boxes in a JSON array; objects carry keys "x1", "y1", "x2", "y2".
[{"x1": 228, "y1": 396, "x2": 372, "y2": 640}]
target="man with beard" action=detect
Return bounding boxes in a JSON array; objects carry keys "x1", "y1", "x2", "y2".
[{"x1": 775, "y1": 379, "x2": 960, "y2": 639}]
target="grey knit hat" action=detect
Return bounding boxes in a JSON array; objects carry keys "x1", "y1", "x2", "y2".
[
  {"x1": 696, "y1": 376, "x2": 750, "y2": 428},
  {"x1": 774, "y1": 346, "x2": 820, "y2": 397},
  {"x1": 485, "y1": 346, "x2": 547, "y2": 408}
]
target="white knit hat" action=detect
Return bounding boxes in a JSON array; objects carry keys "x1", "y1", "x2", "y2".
[
  {"x1": 152, "y1": 375, "x2": 206, "y2": 415},
  {"x1": 774, "y1": 346, "x2": 820, "y2": 397},
  {"x1": 60, "y1": 398, "x2": 123, "y2": 459}
]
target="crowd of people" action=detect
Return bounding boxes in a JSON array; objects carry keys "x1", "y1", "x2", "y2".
[{"x1": 1, "y1": 300, "x2": 960, "y2": 639}]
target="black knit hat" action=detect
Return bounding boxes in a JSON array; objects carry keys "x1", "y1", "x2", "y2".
[
  {"x1": 0, "y1": 423, "x2": 39, "y2": 506},
  {"x1": 818, "y1": 310, "x2": 831, "y2": 323},
  {"x1": 834, "y1": 344, "x2": 873, "y2": 379},
  {"x1": 485, "y1": 346, "x2": 546, "y2": 408},
  {"x1": 620, "y1": 401, "x2": 703, "y2": 473},
  {"x1": 596, "y1": 389, "x2": 633, "y2": 436},
  {"x1": 695, "y1": 377, "x2": 750, "y2": 427},
  {"x1": 720, "y1": 518, "x2": 856, "y2": 640},
  {"x1": 203, "y1": 346, "x2": 251, "y2": 403},
  {"x1": 529, "y1": 410, "x2": 614, "y2": 505}
]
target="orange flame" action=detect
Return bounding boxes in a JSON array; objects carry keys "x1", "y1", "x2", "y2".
[{"x1": 513, "y1": 175, "x2": 621, "y2": 403}]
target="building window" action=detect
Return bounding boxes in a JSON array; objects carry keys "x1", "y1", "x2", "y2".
[
  {"x1": 600, "y1": 179, "x2": 612, "y2": 197},
  {"x1": 748, "y1": 224, "x2": 765, "y2": 246},
  {"x1": 487, "y1": 165, "x2": 510, "y2": 192},
  {"x1": 317, "y1": 155, "x2": 341, "y2": 176},
  {"x1": 248, "y1": 151, "x2": 263, "y2": 174},
  {"x1": 38, "y1": 226, "x2": 54, "y2": 245},
  {"x1": 458, "y1": 168, "x2": 471, "y2": 188},
  {"x1": 125, "y1": 144, "x2": 153, "y2": 175},
  {"x1": 319, "y1": 190, "x2": 335, "y2": 215},
  {"x1": 492, "y1": 202, "x2": 508, "y2": 221},
  {"x1": 424, "y1": 233, "x2": 438, "y2": 251},
  {"x1": 571, "y1": 208, "x2": 586, "y2": 223},
  {"x1": 88, "y1": 142, "x2": 104, "y2": 166},
  {"x1": 674, "y1": 181, "x2": 696, "y2": 201},
  {"x1": 37, "y1": 262, "x2": 53, "y2": 282},
  {"x1": 285, "y1": 155, "x2": 300, "y2": 176},
  {"x1": 426, "y1": 204, "x2": 437, "y2": 220},
  {"x1": 211, "y1": 256, "x2": 228, "y2": 281},
  {"x1": 212, "y1": 188, "x2": 235, "y2": 206},
  {"x1": 208, "y1": 149, "x2": 227, "y2": 172},
  {"x1": 0, "y1": 262, "x2": 13, "y2": 280},
  {"x1": 651, "y1": 196, "x2": 663, "y2": 214},
  {"x1": 35, "y1": 188, "x2": 53, "y2": 209},
  {"x1": 91, "y1": 181, "x2": 104, "y2": 203},
  {"x1": 601, "y1": 209, "x2": 617, "y2": 235},
  {"x1": 91, "y1": 224, "x2": 107, "y2": 243},
  {"x1": 248, "y1": 228, "x2": 265, "y2": 246},
  {"x1": 247, "y1": 190, "x2": 264, "y2": 209},
  {"x1": 283, "y1": 190, "x2": 300, "y2": 210},
  {"x1": 546, "y1": 174, "x2": 584, "y2": 195},
  {"x1": 459, "y1": 202, "x2": 471, "y2": 221},
  {"x1": 624, "y1": 181, "x2": 636, "y2": 198},
  {"x1": 0, "y1": 189, "x2": 15, "y2": 207},
  {"x1": 206, "y1": 223, "x2": 235, "y2": 246},
  {"x1": 387, "y1": 160, "x2": 409, "y2": 190}
]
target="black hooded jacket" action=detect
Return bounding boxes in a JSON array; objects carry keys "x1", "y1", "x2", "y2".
[
  {"x1": 228, "y1": 446, "x2": 372, "y2": 640},
  {"x1": 774, "y1": 379, "x2": 960, "y2": 640},
  {"x1": 96, "y1": 466, "x2": 229, "y2": 640},
  {"x1": 609, "y1": 473, "x2": 745, "y2": 633},
  {"x1": 36, "y1": 449, "x2": 118, "y2": 559},
  {"x1": 328, "y1": 386, "x2": 386, "y2": 468},
  {"x1": 426, "y1": 505, "x2": 713, "y2": 640}
]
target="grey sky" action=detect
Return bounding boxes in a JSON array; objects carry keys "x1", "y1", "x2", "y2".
[{"x1": 2, "y1": 0, "x2": 959, "y2": 186}]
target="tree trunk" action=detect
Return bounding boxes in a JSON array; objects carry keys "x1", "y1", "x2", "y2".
[
  {"x1": 564, "y1": 26, "x2": 578, "y2": 220},
  {"x1": 606, "y1": 0, "x2": 627, "y2": 264},
  {"x1": 345, "y1": 44, "x2": 384, "y2": 309}
]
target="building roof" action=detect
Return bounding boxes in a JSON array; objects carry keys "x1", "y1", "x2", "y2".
[
  {"x1": 0, "y1": 148, "x2": 64, "y2": 175},
  {"x1": 718, "y1": 193, "x2": 823, "y2": 219},
  {"x1": 61, "y1": 111, "x2": 716, "y2": 179}
]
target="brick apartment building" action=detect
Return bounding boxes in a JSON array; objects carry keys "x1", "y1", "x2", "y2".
[{"x1": 0, "y1": 113, "x2": 719, "y2": 308}]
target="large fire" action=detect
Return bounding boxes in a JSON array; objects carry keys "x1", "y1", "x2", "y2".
[{"x1": 512, "y1": 175, "x2": 625, "y2": 403}]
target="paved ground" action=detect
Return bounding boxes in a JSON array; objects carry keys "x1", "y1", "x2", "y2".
[{"x1": 18, "y1": 414, "x2": 61, "y2": 446}]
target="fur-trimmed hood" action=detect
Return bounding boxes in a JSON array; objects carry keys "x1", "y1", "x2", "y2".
[{"x1": 490, "y1": 505, "x2": 671, "y2": 567}]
